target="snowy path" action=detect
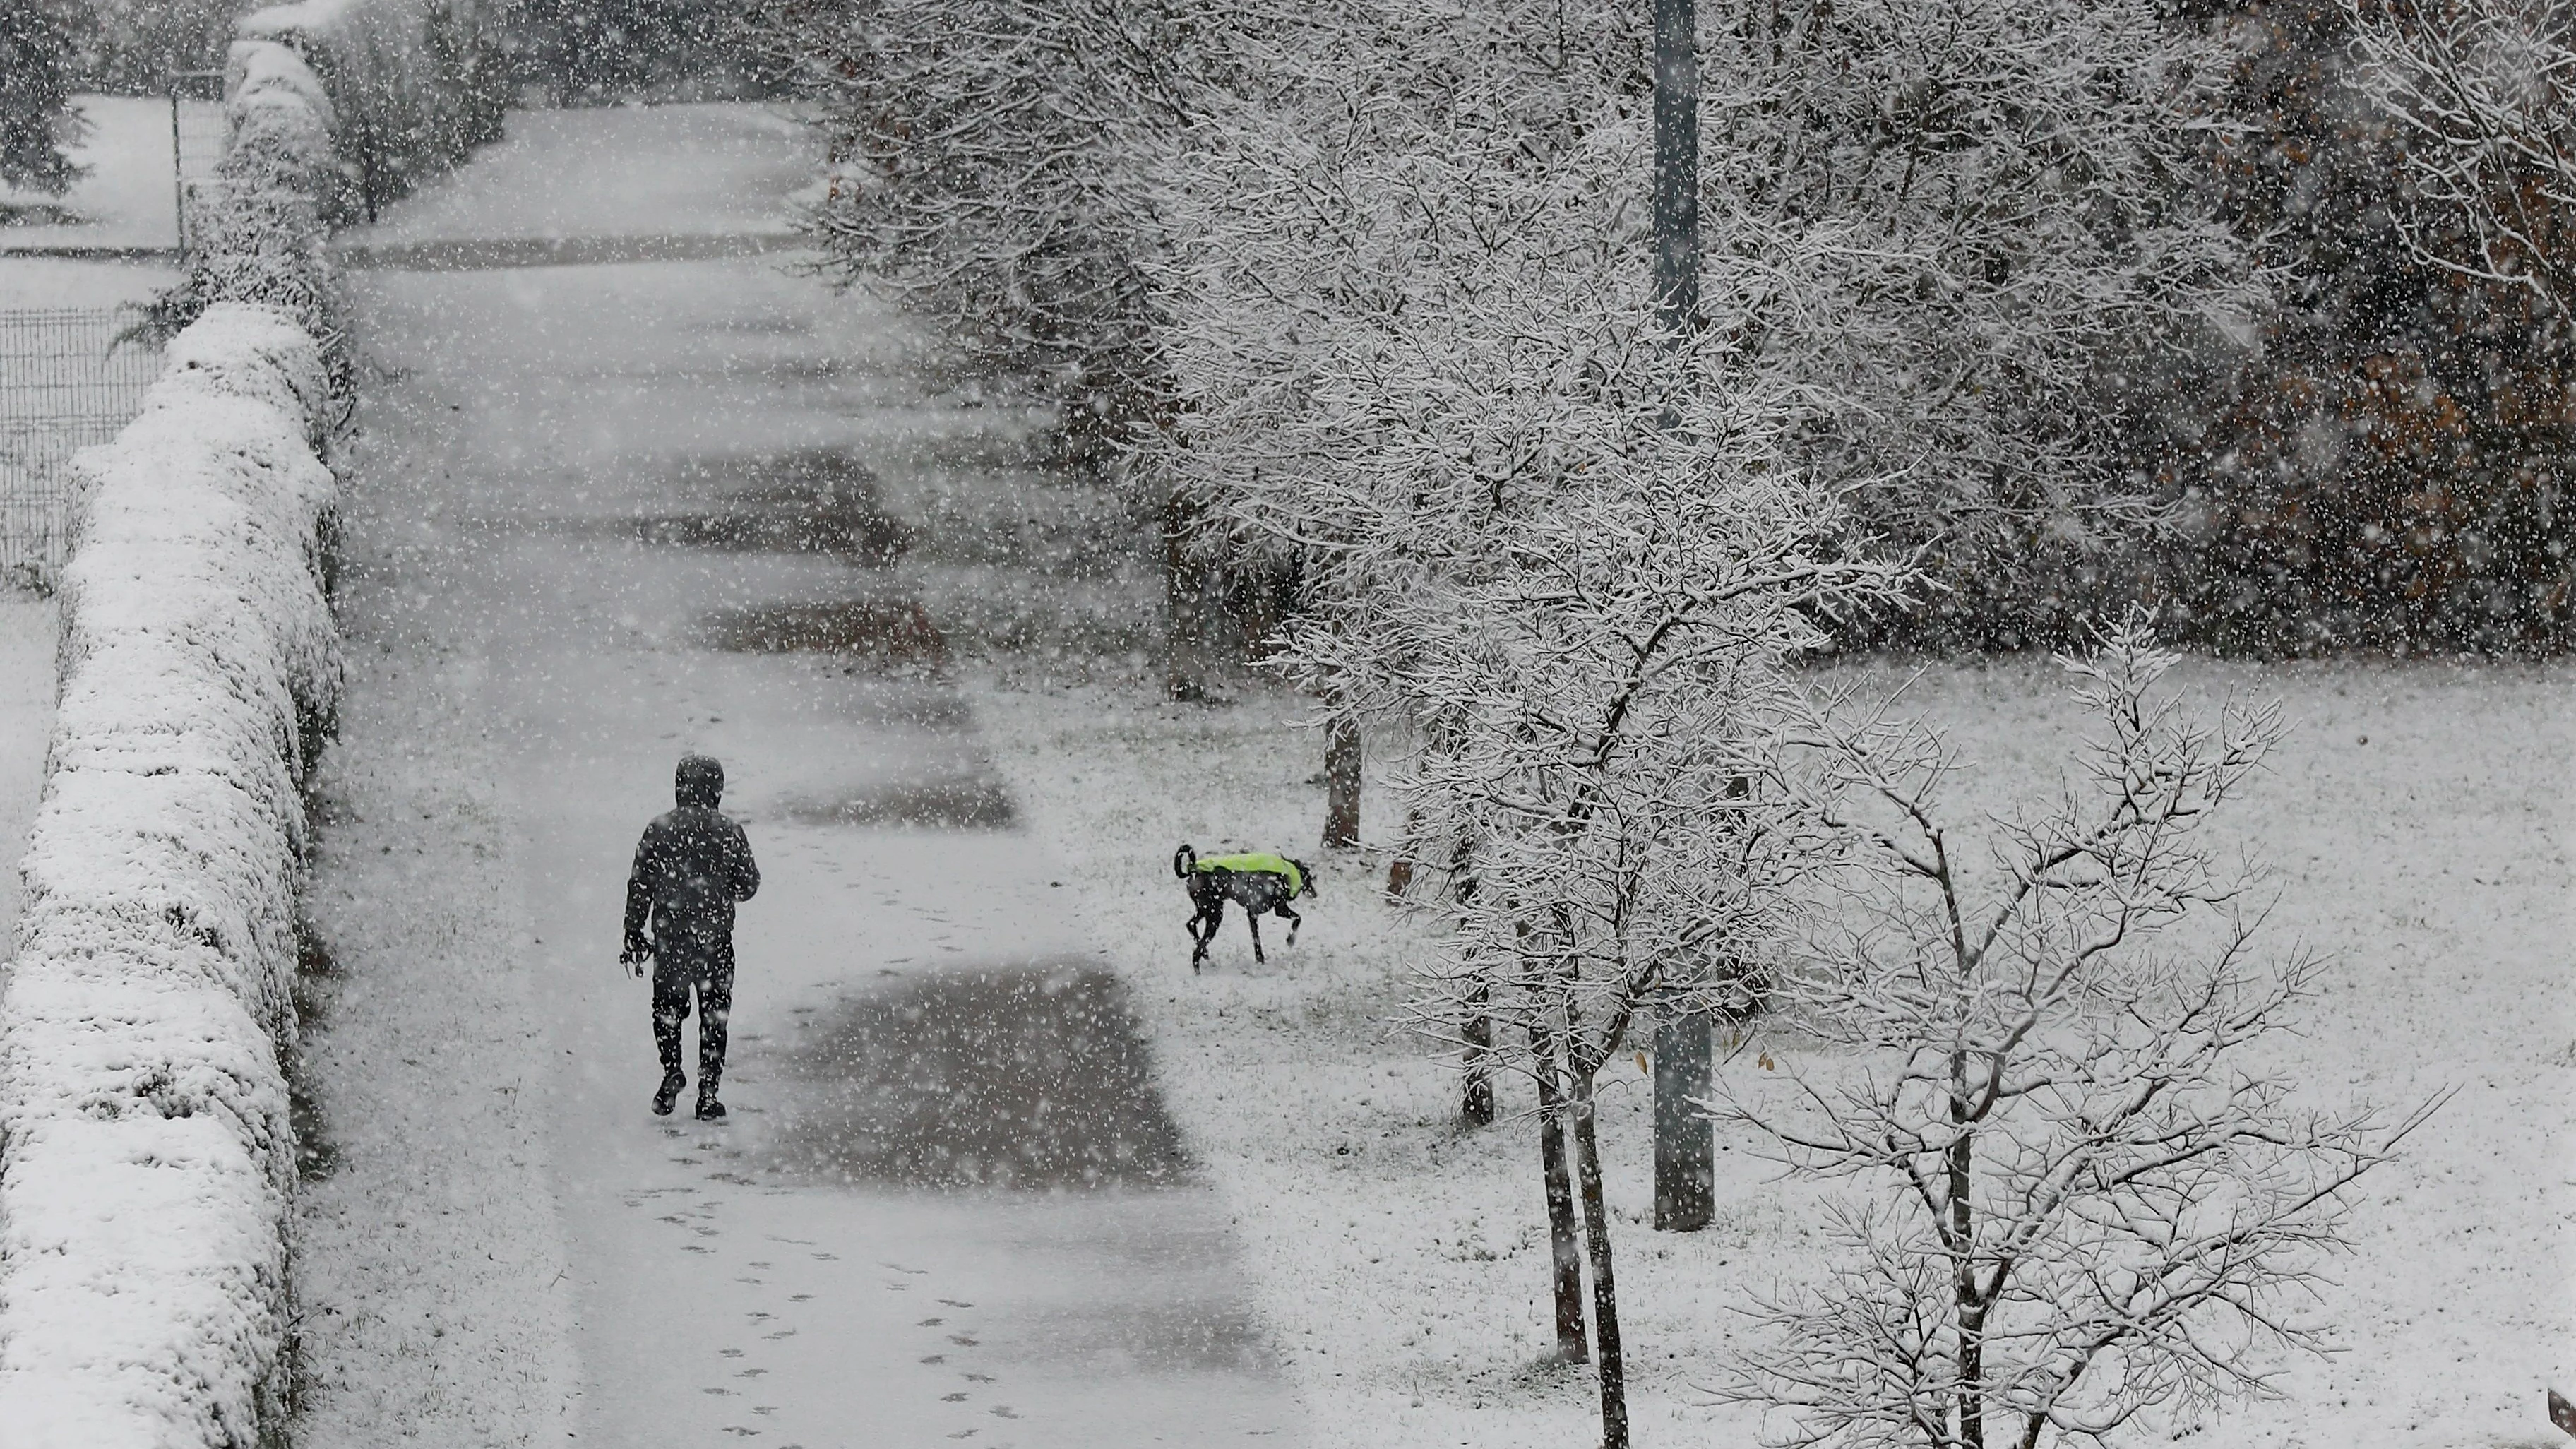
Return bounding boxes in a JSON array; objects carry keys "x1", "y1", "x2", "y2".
[{"x1": 296, "y1": 107, "x2": 1299, "y2": 1448}]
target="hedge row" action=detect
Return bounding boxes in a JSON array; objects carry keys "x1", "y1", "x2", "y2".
[
  {"x1": 239, "y1": 0, "x2": 510, "y2": 219},
  {"x1": 0, "y1": 12, "x2": 422, "y2": 1444},
  {"x1": 0, "y1": 305, "x2": 340, "y2": 1449}
]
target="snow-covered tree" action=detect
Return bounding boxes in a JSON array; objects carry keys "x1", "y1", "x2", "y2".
[
  {"x1": 1719, "y1": 619, "x2": 2433, "y2": 1448},
  {"x1": 1158, "y1": 25, "x2": 1908, "y2": 1436},
  {"x1": 1691, "y1": 0, "x2": 2258, "y2": 643},
  {"x1": 73, "y1": 0, "x2": 239, "y2": 95},
  {"x1": 2351, "y1": 0, "x2": 2574, "y2": 318},
  {"x1": 512, "y1": 0, "x2": 768, "y2": 102},
  {"x1": 1, "y1": 0, "x2": 87, "y2": 196},
  {"x1": 1384, "y1": 405, "x2": 1897, "y2": 1449},
  {"x1": 743, "y1": 0, "x2": 1222, "y2": 448}
]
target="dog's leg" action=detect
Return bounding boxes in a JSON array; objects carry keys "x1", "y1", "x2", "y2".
[
  {"x1": 1277, "y1": 904, "x2": 1301, "y2": 947},
  {"x1": 1200, "y1": 898, "x2": 1229, "y2": 971},
  {"x1": 1190, "y1": 905, "x2": 1215, "y2": 971},
  {"x1": 1246, "y1": 907, "x2": 1265, "y2": 965}
]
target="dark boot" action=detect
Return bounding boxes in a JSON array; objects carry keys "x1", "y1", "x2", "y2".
[
  {"x1": 652, "y1": 1068, "x2": 686, "y2": 1116},
  {"x1": 692, "y1": 1046, "x2": 724, "y2": 1121}
]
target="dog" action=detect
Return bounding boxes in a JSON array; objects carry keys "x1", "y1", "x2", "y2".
[{"x1": 1174, "y1": 844, "x2": 1318, "y2": 971}]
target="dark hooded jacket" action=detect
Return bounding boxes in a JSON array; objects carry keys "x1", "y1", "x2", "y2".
[{"x1": 624, "y1": 755, "x2": 761, "y2": 960}]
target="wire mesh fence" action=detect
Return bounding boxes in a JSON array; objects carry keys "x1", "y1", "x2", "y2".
[{"x1": 0, "y1": 307, "x2": 165, "y2": 588}]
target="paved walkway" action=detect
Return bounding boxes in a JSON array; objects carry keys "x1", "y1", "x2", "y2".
[{"x1": 322, "y1": 105, "x2": 1299, "y2": 1448}]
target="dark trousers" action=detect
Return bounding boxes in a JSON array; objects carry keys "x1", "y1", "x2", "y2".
[{"x1": 651, "y1": 940, "x2": 734, "y2": 1093}]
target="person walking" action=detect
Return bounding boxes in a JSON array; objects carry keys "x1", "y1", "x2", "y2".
[{"x1": 622, "y1": 753, "x2": 761, "y2": 1119}]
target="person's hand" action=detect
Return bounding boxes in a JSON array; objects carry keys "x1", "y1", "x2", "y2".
[{"x1": 621, "y1": 939, "x2": 650, "y2": 977}]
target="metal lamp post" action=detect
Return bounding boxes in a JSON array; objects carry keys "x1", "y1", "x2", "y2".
[{"x1": 1647, "y1": 0, "x2": 1717, "y2": 1235}]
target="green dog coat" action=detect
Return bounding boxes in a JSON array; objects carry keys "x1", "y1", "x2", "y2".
[{"x1": 1193, "y1": 852, "x2": 1304, "y2": 896}]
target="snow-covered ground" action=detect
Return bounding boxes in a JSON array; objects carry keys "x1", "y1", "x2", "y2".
[
  {"x1": 962, "y1": 659, "x2": 2576, "y2": 1449},
  {"x1": 338, "y1": 102, "x2": 811, "y2": 249},
  {"x1": 0, "y1": 258, "x2": 177, "y2": 309},
  {"x1": 0, "y1": 595, "x2": 55, "y2": 938},
  {"x1": 0, "y1": 95, "x2": 222, "y2": 254}
]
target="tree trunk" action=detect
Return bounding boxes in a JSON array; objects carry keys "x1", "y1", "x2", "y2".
[
  {"x1": 1652, "y1": 1001, "x2": 1714, "y2": 1230},
  {"x1": 1570, "y1": 1072, "x2": 1629, "y2": 1449},
  {"x1": 1650, "y1": 0, "x2": 1700, "y2": 336},
  {"x1": 1950, "y1": 1049, "x2": 1984, "y2": 1449},
  {"x1": 1322, "y1": 712, "x2": 1361, "y2": 848},
  {"x1": 1385, "y1": 808, "x2": 1422, "y2": 898},
  {"x1": 1532, "y1": 1042, "x2": 1588, "y2": 1363},
  {"x1": 1460, "y1": 983, "x2": 1494, "y2": 1128},
  {"x1": 1162, "y1": 486, "x2": 1213, "y2": 702}
]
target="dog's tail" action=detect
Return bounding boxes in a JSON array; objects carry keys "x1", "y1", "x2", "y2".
[{"x1": 1174, "y1": 843, "x2": 1197, "y2": 879}]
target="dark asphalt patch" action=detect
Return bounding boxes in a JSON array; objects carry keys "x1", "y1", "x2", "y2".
[
  {"x1": 780, "y1": 778, "x2": 1018, "y2": 830},
  {"x1": 495, "y1": 449, "x2": 919, "y2": 562},
  {"x1": 755, "y1": 962, "x2": 1191, "y2": 1191},
  {"x1": 695, "y1": 600, "x2": 950, "y2": 667},
  {"x1": 632, "y1": 507, "x2": 909, "y2": 560},
  {"x1": 655, "y1": 450, "x2": 913, "y2": 561}
]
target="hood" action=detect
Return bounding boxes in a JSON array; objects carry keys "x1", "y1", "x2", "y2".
[{"x1": 675, "y1": 753, "x2": 725, "y2": 809}]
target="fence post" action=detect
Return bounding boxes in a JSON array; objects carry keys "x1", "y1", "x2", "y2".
[{"x1": 167, "y1": 69, "x2": 227, "y2": 260}]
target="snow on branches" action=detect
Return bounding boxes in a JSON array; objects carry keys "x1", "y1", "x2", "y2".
[
  {"x1": 746, "y1": 0, "x2": 1220, "y2": 445},
  {"x1": 1694, "y1": 0, "x2": 2258, "y2": 631},
  {"x1": 2350, "y1": 0, "x2": 2575, "y2": 318},
  {"x1": 1157, "y1": 17, "x2": 1906, "y2": 1437},
  {"x1": 1155, "y1": 0, "x2": 2254, "y2": 649},
  {"x1": 0, "y1": 0, "x2": 88, "y2": 196},
  {"x1": 1720, "y1": 620, "x2": 2434, "y2": 1449}
]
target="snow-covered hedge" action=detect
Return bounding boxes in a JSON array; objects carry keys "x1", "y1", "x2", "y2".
[
  {"x1": 140, "y1": 37, "x2": 340, "y2": 350},
  {"x1": 239, "y1": 0, "x2": 510, "y2": 211},
  {"x1": 220, "y1": 39, "x2": 357, "y2": 225},
  {"x1": 0, "y1": 4, "x2": 370, "y2": 1437},
  {"x1": 0, "y1": 304, "x2": 340, "y2": 1447}
]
